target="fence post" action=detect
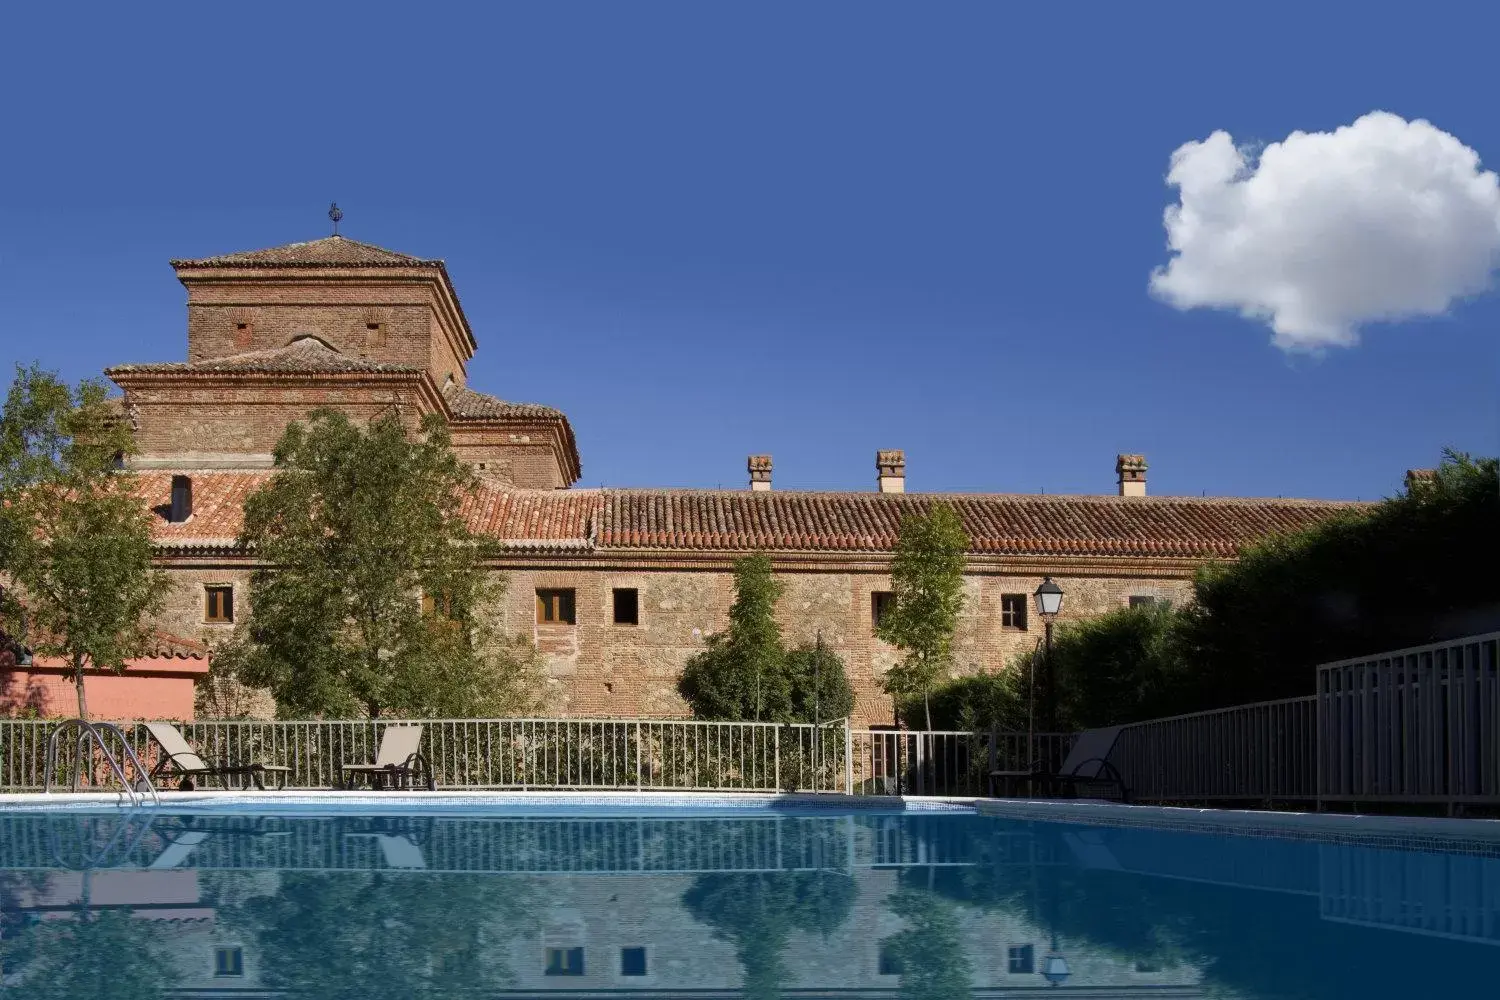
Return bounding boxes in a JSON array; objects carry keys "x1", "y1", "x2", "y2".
[
  {"x1": 844, "y1": 718, "x2": 854, "y2": 795},
  {"x1": 773, "y1": 725, "x2": 781, "y2": 792},
  {"x1": 635, "y1": 721, "x2": 642, "y2": 791}
]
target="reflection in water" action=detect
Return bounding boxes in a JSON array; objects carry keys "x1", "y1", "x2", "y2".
[{"x1": 0, "y1": 810, "x2": 1495, "y2": 998}]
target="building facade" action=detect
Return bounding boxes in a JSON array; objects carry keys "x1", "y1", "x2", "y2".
[{"x1": 27, "y1": 233, "x2": 1361, "y2": 723}]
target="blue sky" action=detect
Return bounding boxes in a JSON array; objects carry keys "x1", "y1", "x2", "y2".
[{"x1": 0, "y1": 3, "x2": 1495, "y2": 500}]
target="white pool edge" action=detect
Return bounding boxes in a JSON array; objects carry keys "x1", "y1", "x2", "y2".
[{"x1": 977, "y1": 798, "x2": 1500, "y2": 843}]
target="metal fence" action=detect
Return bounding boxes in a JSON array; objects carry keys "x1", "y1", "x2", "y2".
[
  {"x1": 1109, "y1": 696, "x2": 1318, "y2": 802},
  {"x1": 1317, "y1": 631, "x2": 1500, "y2": 809},
  {"x1": 848, "y1": 729, "x2": 1075, "y2": 796},
  {"x1": 0, "y1": 717, "x2": 1067, "y2": 797}
]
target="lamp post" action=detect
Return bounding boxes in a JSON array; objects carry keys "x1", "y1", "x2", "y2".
[
  {"x1": 1041, "y1": 932, "x2": 1071, "y2": 987},
  {"x1": 1033, "y1": 577, "x2": 1064, "y2": 766}
]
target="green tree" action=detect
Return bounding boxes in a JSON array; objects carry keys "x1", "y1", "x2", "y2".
[
  {"x1": 877, "y1": 504, "x2": 969, "y2": 729},
  {"x1": 783, "y1": 640, "x2": 855, "y2": 723},
  {"x1": 679, "y1": 553, "x2": 789, "y2": 721},
  {"x1": 0, "y1": 366, "x2": 170, "y2": 719},
  {"x1": 1178, "y1": 449, "x2": 1499, "y2": 708},
  {"x1": 234, "y1": 408, "x2": 542, "y2": 718},
  {"x1": 881, "y1": 889, "x2": 974, "y2": 1000},
  {"x1": 2, "y1": 908, "x2": 180, "y2": 1000},
  {"x1": 684, "y1": 859, "x2": 857, "y2": 998}
]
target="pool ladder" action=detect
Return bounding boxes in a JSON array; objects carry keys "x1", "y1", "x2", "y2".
[{"x1": 44, "y1": 718, "x2": 161, "y2": 807}]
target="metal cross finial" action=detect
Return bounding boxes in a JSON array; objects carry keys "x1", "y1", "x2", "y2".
[{"x1": 328, "y1": 202, "x2": 343, "y2": 236}]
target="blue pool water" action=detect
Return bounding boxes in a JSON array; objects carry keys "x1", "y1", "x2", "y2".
[{"x1": 0, "y1": 804, "x2": 1495, "y2": 998}]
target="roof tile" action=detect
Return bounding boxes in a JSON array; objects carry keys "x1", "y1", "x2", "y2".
[
  {"x1": 136, "y1": 471, "x2": 1364, "y2": 559},
  {"x1": 171, "y1": 235, "x2": 440, "y2": 269},
  {"x1": 108, "y1": 338, "x2": 423, "y2": 377}
]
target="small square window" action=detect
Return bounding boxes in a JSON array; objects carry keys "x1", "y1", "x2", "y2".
[
  {"x1": 620, "y1": 946, "x2": 647, "y2": 976},
  {"x1": 214, "y1": 946, "x2": 244, "y2": 978},
  {"x1": 1130, "y1": 595, "x2": 1168, "y2": 609},
  {"x1": 205, "y1": 585, "x2": 234, "y2": 624},
  {"x1": 877, "y1": 941, "x2": 904, "y2": 976},
  {"x1": 1008, "y1": 944, "x2": 1035, "y2": 974},
  {"x1": 872, "y1": 591, "x2": 896, "y2": 629},
  {"x1": 233, "y1": 322, "x2": 252, "y2": 348},
  {"x1": 1000, "y1": 594, "x2": 1028, "y2": 631},
  {"x1": 613, "y1": 588, "x2": 640, "y2": 626},
  {"x1": 545, "y1": 947, "x2": 584, "y2": 976},
  {"x1": 536, "y1": 589, "x2": 577, "y2": 625},
  {"x1": 365, "y1": 322, "x2": 387, "y2": 347},
  {"x1": 422, "y1": 591, "x2": 456, "y2": 619}
]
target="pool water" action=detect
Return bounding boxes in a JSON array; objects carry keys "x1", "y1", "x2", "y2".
[{"x1": 0, "y1": 806, "x2": 1495, "y2": 998}]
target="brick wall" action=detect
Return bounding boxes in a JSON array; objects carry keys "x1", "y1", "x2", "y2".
[
  {"x1": 123, "y1": 380, "x2": 431, "y2": 465},
  {"x1": 181, "y1": 275, "x2": 471, "y2": 386}
]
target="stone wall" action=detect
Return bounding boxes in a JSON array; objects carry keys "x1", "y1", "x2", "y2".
[
  {"x1": 122, "y1": 379, "x2": 430, "y2": 467},
  {"x1": 182, "y1": 276, "x2": 471, "y2": 387}
]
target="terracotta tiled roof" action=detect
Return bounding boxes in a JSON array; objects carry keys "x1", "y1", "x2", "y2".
[
  {"x1": 107, "y1": 338, "x2": 424, "y2": 377},
  {"x1": 171, "y1": 235, "x2": 440, "y2": 269},
  {"x1": 0, "y1": 627, "x2": 207, "y2": 661},
  {"x1": 135, "y1": 471, "x2": 1365, "y2": 560},
  {"x1": 443, "y1": 382, "x2": 567, "y2": 420}
]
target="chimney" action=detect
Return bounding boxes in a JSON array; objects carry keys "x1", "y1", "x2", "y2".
[
  {"x1": 169, "y1": 475, "x2": 193, "y2": 523},
  {"x1": 877, "y1": 450, "x2": 906, "y2": 493},
  {"x1": 1405, "y1": 468, "x2": 1436, "y2": 494},
  {"x1": 748, "y1": 454, "x2": 772, "y2": 492},
  {"x1": 1116, "y1": 454, "x2": 1147, "y2": 497}
]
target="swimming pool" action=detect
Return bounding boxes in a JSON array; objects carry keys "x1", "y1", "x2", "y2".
[{"x1": 0, "y1": 797, "x2": 1495, "y2": 998}]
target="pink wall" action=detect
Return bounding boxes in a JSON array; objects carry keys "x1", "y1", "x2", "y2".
[{"x1": 0, "y1": 655, "x2": 207, "y2": 720}]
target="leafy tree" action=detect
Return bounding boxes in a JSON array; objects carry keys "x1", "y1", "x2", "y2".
[
  {"x1": 0, "y1": 366, "x2": 170, "y2": 719},
  {"x1": 1, "y1": 908, "x2": 179, "y2": 1000},
  {"x1": 684, "y1": 839, "x2": 857, "y2": 999},
  {"x1": 881, "y1": 889, "x2": 974, "y2": 1000},
  {"x1": 783, "y1": 640, "x2": 855, "y2": 723},
  {"x1": 234, "y1": 408, "x2": 542, "y2": 718},
  {"x1": 877, "y1": 504, "x2": 969, "y2": 729},
  {"x1": 679, "y1": 553, "x2": 789, "y2": 721},
  {"x1": 679, "y1": 554, "x2": 857, "y2": 724},
  {"x1": 1177, "y1": 449, "x2": 1499, "y2": 708}
]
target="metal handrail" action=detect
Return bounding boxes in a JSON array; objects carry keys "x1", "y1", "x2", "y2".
[{"x1": 44, "y1": 719, "x2": 160, "y2": 807}]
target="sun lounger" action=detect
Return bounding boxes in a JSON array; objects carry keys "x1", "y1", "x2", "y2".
[
  {"x1": 142, "y1": 722, "x2": 291, "y2": 791},
  {"x1": 341, "y1": 725, "x2": 434, "y2": 791},
  {"x1": 989, "y1": 726, "x2": 1128, "y2": 801}
]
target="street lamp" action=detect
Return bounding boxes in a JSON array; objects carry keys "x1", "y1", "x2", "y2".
[
  {"x1": 1033, "y1": 578, "x2": 1065, "y2": 759},
  {"x1": 1041, "y1": 936, "x2": 1071, "y2": 987}
]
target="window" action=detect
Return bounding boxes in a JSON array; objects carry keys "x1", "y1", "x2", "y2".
[
  {"x1": 1000, "y1": 594, "x2": 1028, "y2": 631},
  {"x1": 1134, "y1": 960, "x2": 1163, "y2": 973},
  {"x1": 1007, "y1": 945, "x2": 1035, "y2": 974},
  {"x1": 536, "y1": 589, "x2": 577, "y2": 625},
  {"x1": 620, "y1": 946, "x2": 647, "y2": 976},
  {"x1": 205, "y1": 585, "x2": 234, "y2": 624},
  {"x1": 233, "y1": 322, "x2": 252, "y2": 348},
  {"x1": 422, "y1": 591, "x2": 456, "y2": 619},
  {"x1": 872, "y1": 591, "x2": 896, "y2": 629},
  {"x1": 612, "y1": 587, "x2": 640, "y2": 625},
  {"x1": 1130, "y1": 595, "x2": 1168, "y2": 609},
  {"x1": 366, "y1": 322, "x2": 386, "y2": 347},
  {"x1": 877, "y1": 942, "x2": 905, "y2": 976},
  {"x1": 214, "y1": 946, "x2": 244, "y2": 978},
  {"x1": 545, "y1": 947, "x2": 585, "y2": 976}
]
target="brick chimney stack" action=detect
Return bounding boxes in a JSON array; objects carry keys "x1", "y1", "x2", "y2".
[
  {"x1": 877, "y1": 450, "x2": 906, "y2": 493},
  {"x1": 748, "y1": 455, "x2": 772, "y2": 492},
  {"x1": 1116, "y1": 454, "x2": 1147, "y2": 497},
  {"x1": 1405, "y1": 468, "x2": 1436, "y2": 493}
]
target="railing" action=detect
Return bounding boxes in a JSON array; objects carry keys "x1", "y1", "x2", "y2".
[
  {"x1": 1317, "y1": 631, "x2": 1500, "y2": 808},
  {"x1": 1, "y1": 717, "x2": 1059, "y2": 797},
  {"x1": 848, "y1": 729, "x2": 1076, "y2": 796},
  {"x1": 1108, "y1": 696, "x2": 1318, "y2": 802},
  {"x1": 42, "y1": 719, "x2": 160, "y2": 807}
]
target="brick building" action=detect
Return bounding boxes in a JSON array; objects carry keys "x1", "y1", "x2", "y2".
[{"x1": 85, "y1": 233, "x2": 1357, "y2": 723}]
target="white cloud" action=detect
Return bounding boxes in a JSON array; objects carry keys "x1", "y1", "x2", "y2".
[{"x1": 1149, "y1": 111, "x2": 1500, "y2": 352}]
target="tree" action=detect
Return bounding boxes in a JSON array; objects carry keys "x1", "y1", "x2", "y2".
[
  {"x1": 784, "y1": 639, "x2": 855, "y2": 723},
  {"x1": 234, "y1": 408, "x2": 542, "y2": 718},
  {"x1": 679, "y1": 553, "x2": 789, "y2": 722},
  {"x1": 877, "y1": 504, "x2": 969, "y2": 729},
  {"x1": 0, "y1": 366, "x2": 170, "y2": 719},
  {"x1": 881, "y1": 889, "x2": 974, "y2": 1000}
]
